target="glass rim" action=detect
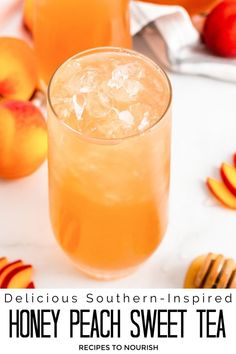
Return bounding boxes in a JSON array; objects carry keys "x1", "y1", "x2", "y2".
[{"x1": 48, "y1": 46, "x2": 172, "y2": 145}]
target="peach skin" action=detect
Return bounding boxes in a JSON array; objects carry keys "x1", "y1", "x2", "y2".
[
  {"x1": 0, "y1": 257, "x2": 8, "y2": 270},
  {"x1": 27, "y1": 281, "x2": 35, "y2": 288},
  {"x1": 207, "y1": 177, "x2": 236, "y2": 209},
  {"x1": 234, "y1": 153, "x2": 236, "y2": 167},
  {"x1": 184, "y1": 253, "x2": 236, "y2": 288},
  {"x1": 203, "y1": 1, "x2": 236, "y2": 58},
  {"x1": 1, "y1": 265, "x2": 33, "y2": 289},
  {"x1": 0, "y1": 100, "x2": 47, "y2": 179},
  {"x1": 0, "y1": 37, "x2": 37, "y2": 100},
  {"x1": 220, "y1": 163, "x2": 236, "y2": 196},
  {"x1": 23, "y1": 0, "x2": 33, "y2": 34},
  {"x1": 0, "y1": 260, "x2": 23, "y2": 287}
]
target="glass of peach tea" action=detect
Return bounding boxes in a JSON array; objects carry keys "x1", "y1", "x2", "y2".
[{"x1": 47, "y1": 47, "x2": 172, "y2": 280}]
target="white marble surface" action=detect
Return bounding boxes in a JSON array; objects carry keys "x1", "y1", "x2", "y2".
[{"x1": 1, "y1": 5, "x2": 236, "y2": 287}]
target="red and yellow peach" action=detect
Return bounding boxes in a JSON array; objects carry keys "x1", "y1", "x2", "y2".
[
  {"x1": 0, "y1": 37, "x2": 37, "y2": 100},
  {"x1": 0, "y1": 100, "x2": 47, "y2": 179}
]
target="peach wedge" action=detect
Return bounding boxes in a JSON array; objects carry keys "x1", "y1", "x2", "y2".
[
  {"x1": 220, "y1": 163, "x2": 236, "y2": 196},
  {"x1": 234, "y1": 153, "x2": 236, "y2": 168},
  {"x1": 27, "y1": 281, "x2": 35, "y2": 288},
  {"x1": 207, "y1": 178, "x2": 236, "y2": 209},
  {"x1": 0, "y1": 260, "x2": 23, "y2": 287},
  {"x1": 0, "y1": 257, "x2": 35, "y2": 288},
  {"x1": 0, "y1": 257, "x2": 8, "y2": 270},
  {"x1": 1, "y1": 265, "x2": 33, "y2": 289}
]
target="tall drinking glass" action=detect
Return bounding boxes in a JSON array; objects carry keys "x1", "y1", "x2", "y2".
[
  {"x1": 47, "y1": 47, "x2": 172, "y2": 279},
  {"x1": 34, "y1": 0, "x2": 131, "y2": 85}
]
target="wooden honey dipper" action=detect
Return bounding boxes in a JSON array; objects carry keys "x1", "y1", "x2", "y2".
[{"x1": 184, "y1": 253, "x2": 236, "y2": 288}]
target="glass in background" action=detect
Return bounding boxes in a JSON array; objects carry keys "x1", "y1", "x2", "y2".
[{"x1": 33, "y1": 0, "x2": 131, "y2": 85}]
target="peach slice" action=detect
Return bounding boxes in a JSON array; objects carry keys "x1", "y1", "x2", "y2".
[
  {"x1": 0, "y1": 100, "x2": 47, "y2": 179},
  {"x1": 220, "y1": 163, "x2": 236, "y2": 196},
  {"x1": 0, "y1": 260, "x2": 22, "y2": 287},
  {"x1": 27, "y1": 281, "x2": 35, "y2": 288},
  {"x1": 234, "y1": 153, "x2": 236, "y2": 167},
  {"x1": 207, "y1": 177, "x2": 236, "y2": 209},
  {"x1": 1, "y1": 265, "x2": 33, "y2": 289},
  {"x1": 23, "y1": 0, "x2": 33, "y2": 34},
  {"x1": 0, "y1": 37, "x2": 37, "y2": 100},
  {"x1": 0, "y1": 257, "x2": 8, "y2": 270}
]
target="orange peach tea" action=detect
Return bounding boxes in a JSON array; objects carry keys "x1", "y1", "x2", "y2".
[
  {"x1": 34, "y1": 0, "x2": 131, "y2": 85},
  {"x1": 48, "y1": 48, "x2": 171, "y2": 279}
]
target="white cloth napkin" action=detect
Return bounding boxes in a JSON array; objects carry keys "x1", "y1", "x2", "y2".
[
  {"x1": 131, "y1": 1, "x2": 236, "y2": 83},
  {"x1": 0, "y1": 0, "x2": 29, "y2": 39}
]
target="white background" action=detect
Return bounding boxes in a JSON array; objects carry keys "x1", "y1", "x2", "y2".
[
  {"x1": 0, "y1": 2, "x2": 236, "y2": 288},
  {"x1": 0, "y1": 289, "x2": 234, "y2": 354}
]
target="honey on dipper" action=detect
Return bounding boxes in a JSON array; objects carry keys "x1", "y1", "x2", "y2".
[{"x1": 184, "y1": 253, "x2": 236, "y2": 288}]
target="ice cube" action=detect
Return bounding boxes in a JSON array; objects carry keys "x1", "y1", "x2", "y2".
[
  {"x1": 112, "y1": 64, "x2": 130, "y2": 81},
  {"x1": 112, "y1": 62, "x2": 145, "y2": 79},
  {"x1": 51, "y1": 94, "x2": 74, "y2": 119},
  {"x1": 118, "y1": 110, "x2": 134, "y2": 126},
  {"x1": 79, "y1": 69, "x2": 100, "y2": 93},
  {"x1": 86, "y1": 91, "x2": 112, "y2": 118},
  {"x1": 107, "y1": 63, "x2": 143, "y2": 102},
  {"x1": 61, "y1": 107, "x2": 71, "y2": 119},
  {"x1": 89, "y1": 108, "x2": 120, "y2": 138},
  {"x1": 108, "y1": 64, "x2": 130, "y2": 89},
  {"x1": 128, "y1": 61, "x2": 144, "y2": 78},
  {"x1": 59, "y1": 59, "x2": 82, "y2": 81},
  {"x1": 124, "y1": 80, "x2": 142, "y2": 97},
  {"x1": 129, "y1": 103, "x2": 152, "y2": 131},
  {"x1": 72, "y1": 94, "x2": 85, "y2": 120},
  {"x1": 130, "y1": 103, "x2": 150, "y2": 119},
  {"x1": 138, "y1": 116, "x2": 150, "y2": 132}
]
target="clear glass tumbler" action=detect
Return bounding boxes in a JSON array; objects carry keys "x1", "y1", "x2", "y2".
[{"x1": 47, "y1": 47, "x2": 172, "y2": 280}]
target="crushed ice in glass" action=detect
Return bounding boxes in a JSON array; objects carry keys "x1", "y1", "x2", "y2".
[
  {"x1": 72, "y1": 94, "x2": 85, "y2": 120},
  {"x1": 118, "y1": 110, "x2": 134, "y2": 126},
  {"x1": 51, "y1": 52, "x2": 169, "y2": 139}
]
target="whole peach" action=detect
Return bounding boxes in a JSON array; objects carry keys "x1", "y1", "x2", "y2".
[
  {"x1": 203, "y1": 1, "x2": 236, "y2": 57},
  {"x1": 0, "y1": 37, "x2": 37, "y2": 100},
  {"x1": 0, "y1": 100, "x2": 47, "y2": 179}
]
